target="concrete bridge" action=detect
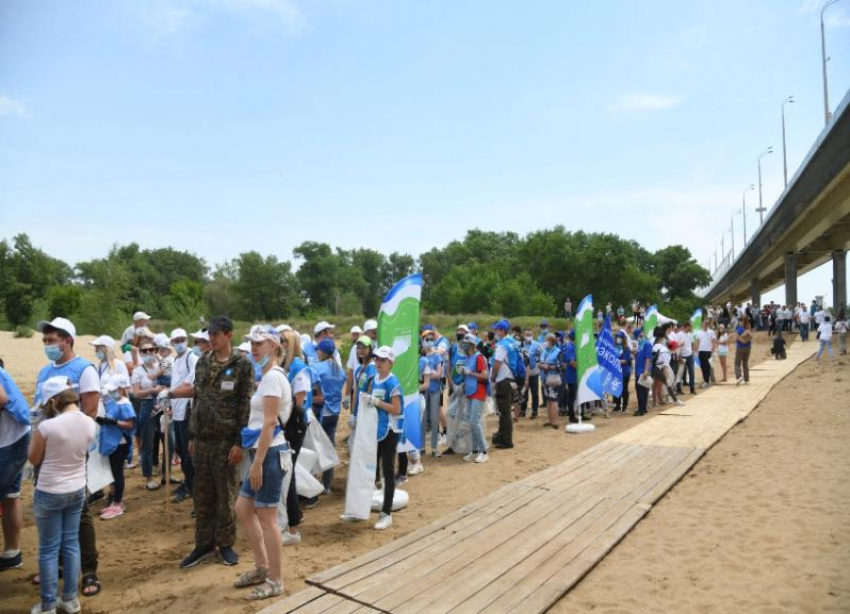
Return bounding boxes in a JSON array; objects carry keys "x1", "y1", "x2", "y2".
[{"x1": 703, "y1": 88, "x2": 850, "y2": 314}]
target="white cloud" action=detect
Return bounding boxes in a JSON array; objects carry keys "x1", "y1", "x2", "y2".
[
  {"x1": 607, "y1": 93, "x2": 683, "y2": 116},
  {"x1": 0, "y1": 94, "x2": 29, "y2": 118}
]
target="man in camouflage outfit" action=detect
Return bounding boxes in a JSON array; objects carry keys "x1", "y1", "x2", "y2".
[{"x1": 180, "y1": 316, "x2": 253, "y2": 568}]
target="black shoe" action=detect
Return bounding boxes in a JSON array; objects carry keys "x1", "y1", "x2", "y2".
[
  {"x1": 495, "y1": 443, "x2": 514, "y2": 449},
  {"x1": 530, "y1": 413, "x2": 538, "y2": 419},
  {"x1": 442, "y1": 447, "x2": 456, "y2": 455},
  {"x1": 218, "y1": 546, "x2": 239, "y2": 566},
  {"x1": 634, "y1": 411, "x2": 646, "y2": 416},
  {"x1": 179, "y1": 547, "x2": 215, "y2": 569},
  {"x1": 302, "y1": 496, "x2": 319, "y2": 510},
  {"x1": 172, "y1": 486, "x2": 192, "y2": 503},
  {"x1": 0, "y1": 552, "x2": 22, "y2": 571},
  {"x1": 491, "y1": 435, "x2": 502, "y2": 445},
  {"x1": 87, "y1": 491, "x2": 105, "y2": 505}
]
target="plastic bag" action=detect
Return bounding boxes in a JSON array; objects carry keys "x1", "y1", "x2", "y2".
[
  {"x1": 445, "y1": 391, "x2": 473, "y2": 455},
  {"x1": 296, "y1": 447, "x2": 319, "y2": 474},
  {"x1": 302, "y1": 416, "x2": 340, "y2": 472},
  {"x1": 86, "y1": 447, "x2": 114, "y2": 494},
  {"x1": 295, "y1": 463, "x2": 324, "y2": 498},
  {"x1": 371, "y1": 487, "x2": 409, "y2": 512},
  {"x1": 343, "y1": 393, "x2": 378, "y2": 520}
]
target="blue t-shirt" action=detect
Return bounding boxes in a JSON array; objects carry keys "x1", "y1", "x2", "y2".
[
  {"x1": 99, "y1": 398, "x2": 136, "y2": 456},
  {"x1": 736, "y1": 326, "x2": 751, "y2": 349},
  {"x1": 618, "y1": 345, "x2": 633, "y2": 378},
  {"x1": 426, "y1": 353, "x2": 443, "y2": 394},
  {"x1": 634, "y1": 339, "x2": 654, "y2": 376},
  {"x1": 562, "y1": 342, "x2": 577, "y2": 384},
  {"x1": 313, "y1": 358, "x2": 346, "y2": 417}
]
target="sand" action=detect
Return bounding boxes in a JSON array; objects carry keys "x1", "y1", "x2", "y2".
[{"x1": 1, "y1": 330, "x2": 837, "y2": 614}]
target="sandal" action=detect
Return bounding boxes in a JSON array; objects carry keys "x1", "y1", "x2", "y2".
[
  {"x1": 82, "y1": 573, "x2": 101, "y2": 597},
  {"x1": 245, "y1": 578, "x2": 283, "y2": 601},
  {"x1": 234, "y1": 567, "x2": 268, "y2": 588}
]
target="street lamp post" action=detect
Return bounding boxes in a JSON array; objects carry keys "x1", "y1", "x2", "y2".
[
  {"x1": 742, "y1": 184, "x2": 755, "y2": 244},
  {"x1": 757, "y1": 146, "x2": 773, "y2": 224},
  {"x1": 782, "y1": 96, "x2": 794, "y2": 187},
  {"x1": 821, "y1": 0, "x2": 844, "y2": 125}
]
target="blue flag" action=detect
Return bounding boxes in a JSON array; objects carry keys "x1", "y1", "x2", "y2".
[{"x1": 595, "y1": 316, "x2": 623, "y2": 397}]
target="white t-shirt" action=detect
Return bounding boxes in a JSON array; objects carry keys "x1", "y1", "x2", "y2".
[
  {"x1": 36, "y1": 411, "x2": 96, "y2": 494},
  {"x1": 677, "y1": 331, "x2": 694, "y2": 357},
  {"x1": 800, "y1": 311, "x2": 811, "y2": 324},
  {"x1": 0, "y1": 410, "x2": 31, "y2": 449},
  {"x1": 96, "y1": 360, "x2": 129, "y2": 390},
  {"x1": 817, "y1": 322, "x2": 833, "y2": 341},
  {"x1": 291, "y1": 369, "x2": 311, "y2": 399},
  {"x1": 815, "y1": 311, "x2": 826, "y2": 325},
  {"x1": 346, "y1": 346, "x2": 359, "y2": 372},
  {"x1": 835, "y1": 320, "x2": 849, "y2": 334},
  {"x1": 653, "y1": 343, "x2": 671, "y2": 367},
  {"x1": 120, "y1": 325, "x2": 136, "y2": 345},
  {"x1": 169, "y1": 351, "x2": 198, "y2": 421},
  {"x1": 131, "y1": 365, "x2": 157, "y2": 392},
  {"x1": 493, "y1": 343, "x2": 513, "y2": 382},
  {"x1": 695, "y1": 329, "x2": 716, "y2": 353},
  {"x1": 247, "y1": 368, "x2": 292, "y2": 449}
]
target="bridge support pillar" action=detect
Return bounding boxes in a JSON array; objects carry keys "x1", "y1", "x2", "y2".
[
  {"x1": 751, "y1": 279, "x2": 761, "y2": 310},
  {"x1": 784, "y1": 253, "x2": 797, "y2": 308},
  {"x1": 834, "y1": 250, "x2": 847, "y2": 316}
]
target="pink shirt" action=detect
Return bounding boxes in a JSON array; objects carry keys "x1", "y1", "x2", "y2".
[{"x1": 37, "y1": 411, "x2": 96, "y2": 494}]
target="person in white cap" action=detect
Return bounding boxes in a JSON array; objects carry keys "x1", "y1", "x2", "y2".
[
  {"x1": 365, "y1": 346, "x2": 403, "y2": 531},
  {"x1": 28, "y1": 376, "x2": 96, "y2": 614},
  {"x1": 233, "y1": 325, "x2": 291, "y2": 600},
  {"x1": 131, "y1": 337, "x2": 167, "y2": 491},
  {"x1": 342, "y1": 326, "x2": 363, "y2": 413},
  {"x1": 95, "y1": 374, "x2": 136, "y2": 520},
  {"x1": 303, "y1": 321, "x2": 341, "y2": 367},
  {"x1": 34, "y1": 317, "x2": 103, "y2": 597},
  {"x1": 363, "y1": 319, "x2": 378, "y2": 344},
  {"x1": 164, "y1": 328, "x2": 198, "y2": 504},
  {"x1": 88, "y1": 335, "x2": 129, "y2": 390},
  {"x1": 191, "y1": 329, "x2": 211, "y2": 357},
  {"x1": 120, "y1": 311, "x2": 153, "y2": 345}
]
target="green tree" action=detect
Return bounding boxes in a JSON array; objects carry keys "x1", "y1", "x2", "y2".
[
  {"x1": 233, "y1": 252, "x2": 301, "y2": 321},
  {"x1": 47, "y1": 285, "x2": 84, "y2": 319},
  {"x1": 652, "y1": 246, "x2": 711, "y2": 303}
]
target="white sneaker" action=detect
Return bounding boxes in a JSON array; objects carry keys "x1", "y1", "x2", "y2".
[
  {"x1": 675, "y1": 399, "x2": 686, "y2": 406},
  {"x1": 374, "y1": 513, "x2": 393, "y2": 531},
  {"x1": 440, "y1": 433, "x2": 447, "y2": 447},
  {"x1": 57, "y1": 597, "x2": 81, "y2": 614},
  {"x1": 474, "y1": 452, "x2": 489, "y2": 464},
  {"x1": 145, "y1": 480, "x2": 160, "y2": 491},
  {"x1": 736, "y1": 377, "x2": 744, "y2": 385},
  {"x1": 31, "y1": 605, "x2": 56, "y2": 614},
  {"x1": 463, "y1": 452, "x2": 476, "y2": 462},
  {"x1": 408, "y1": 462, "x2": 425, "y2": 476},
  {"x1": 282, "y1": 531, "x2": 301, "y2": 546}
]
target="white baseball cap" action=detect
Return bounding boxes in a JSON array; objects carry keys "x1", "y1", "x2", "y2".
[
  {"x1": 191, "y1": 329, "x2": 210, "y2": 342},
  {"x1": 88, "y1": 335, "x2": 115, "y2": 350},
  {"x1": 104, "y1": 373, "x2": 131, "y2": 392},
  {"x1": 314, "y1": 321, "x2": 334, "y2": 336},
  {"x1": 170, "y1": 328, "x2": 188, "y2": 341},
  {"x1": 133, "y1": 311, "x2": 152, "y2": 321},
  {"x1": 238, "y1": 341, "x2": 251, "y2": 353},
  {"x1": 275, "y1": 324, "x2": 293, "y2": 333},
  {"x1": 39, "y1": 376, "x2": 76, "y2": 407},
  {"x1": 153, "y1": 333, "x2": 171, "y2": 349},
  {"x1": 244, "y1": 324, "x2": 280, "y2": 344},
  {"x1": 37, "y1": 317, "x2": 77, "y2": 340},
  {"x1": 456, "y1": 324, "x2": 470, "y2": 333},
  {"x1": 374, "y1": 346, "x2": 395, "y2": 361},
  {"x1": 363, "y1": 319, "x2": 378, "y2": 333},
  {"x1": 350, "y1": 325, "x2": 363, "y2": 335}
]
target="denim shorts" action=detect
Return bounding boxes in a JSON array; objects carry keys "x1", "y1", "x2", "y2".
[
  {"x1": 0, "y1": 431, "x2": 32, "y2": 499},
  {"x1": 238, "y1": 444, "x2": 288, "y2": 508}
]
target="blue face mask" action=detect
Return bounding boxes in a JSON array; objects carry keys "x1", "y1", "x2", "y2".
[
  {"x1": 173, "y1": 342, "x2": 187, "y2": 355},
  {"x1": 95, "y1": 350, "x2": 106, "y2": 362},
  {"x1": 423, "y1": 340, "x2": 435, "y2": 349},
  {"x1": 44, "y1": 344, "x2": 63, "y2": 362},
  {"x1": 252, "y1": 354, "x2": 270, "y2": 370},
  {"x1": 192, "y1": 347, "x2": 202, "y2": 357}
]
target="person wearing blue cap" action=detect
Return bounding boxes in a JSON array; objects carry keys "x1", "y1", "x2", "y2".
[
  {"x1": 312, "y1": 338, "x2": 346, "y2": 494},
  {"x1": 632, "y1": 328, "x2": 653, "y2": 416},
  {"x1": 612, "y1": 331, "x2": 632, "y2": 412},
  {"x1": 489, "y1": 319, "x2": 516, "y2": 448}
]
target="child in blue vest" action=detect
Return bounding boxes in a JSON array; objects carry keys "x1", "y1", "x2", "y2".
[
  {"x1": 365, "y1": 346, "x2": 403, "y2": 531},
  {"x1": 97, "y1": 374, "x2": 136, "y2": 520}
]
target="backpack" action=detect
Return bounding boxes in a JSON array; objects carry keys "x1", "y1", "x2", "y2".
[{"x1": 500, "y1": 338, "x2": 524, "y2": 381}]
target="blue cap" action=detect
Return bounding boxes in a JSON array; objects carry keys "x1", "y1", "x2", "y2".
[
  {"x1": 422, "y1": 324, "x2": 435, "y2": 332},
  {"x1": 555, "y1": 331, "x2": 565, "y2": 339},
  {"x1": 316, "y1": 338, "x2": 336, "y2": 356},
  {"x1": 633, "y1": 328, "x2": 644, "y2": 339},
  {"x1": 568, "y1": 329, "x2": 576, "y2": 340},
  {"x1": 492, "y1": 319, "x2": 510, "y2": 331},
  {"x1": 540, "y1": 319, "x2": 549, "y2": 326},
  {"x1": 467, "y1": 322, "x2": 478, "y2": 330}
]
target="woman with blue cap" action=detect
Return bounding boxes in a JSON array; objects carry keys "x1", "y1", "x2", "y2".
[{"x1": 312, "y1": 338, "x2": 346, "y2": 494}]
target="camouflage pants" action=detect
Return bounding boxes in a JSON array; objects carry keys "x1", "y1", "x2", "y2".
[{"x1": 192, "y1": 440, "x2": 238, "y2": 550}]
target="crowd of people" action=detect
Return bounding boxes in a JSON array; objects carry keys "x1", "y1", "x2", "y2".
[{"x1": 0, "y1": 297, "x2": 845, "y2": 612}]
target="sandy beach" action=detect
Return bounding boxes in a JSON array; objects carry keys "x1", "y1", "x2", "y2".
[{"x1": 1, "y1": 331, "x2": 840, "y2": 614}]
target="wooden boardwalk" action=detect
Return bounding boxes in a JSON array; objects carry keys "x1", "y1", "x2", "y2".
[{"x1": 260, "y1": 343, "x2": 815, "y2": 614}]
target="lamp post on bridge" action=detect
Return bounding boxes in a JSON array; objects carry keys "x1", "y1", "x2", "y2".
[
  {"x1": 742, "y1": 184, "x2": 754, "y2": 244},
  {"x1": 757, "y1": 146, "x2": 773, "y2": 225},
  {"x1": 781, "y1": 96, "x2": 794, "y2": 187},
  {"x1": 821, "y1": 0, "x2": 844, "y2": 126},
  {"x1": 731, "y1": 210, "x2": 743, "y2": 262}
]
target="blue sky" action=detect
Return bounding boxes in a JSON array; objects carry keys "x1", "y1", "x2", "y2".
[{"x1": 2, "y1": 0, "x2": 849, "y2": 306}]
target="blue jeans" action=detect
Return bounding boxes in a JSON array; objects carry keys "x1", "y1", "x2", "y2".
[
  {"x1": 139, "y1": 398, "x2": 156, "y2": 478},
  {"x1": 800, "y1": 322, "x2": 809, "y2": 341},
  {"x1": 466, "y1": 398, "x2": 487, "y2": 453},
  {"x1": 0, "y1": 431, "x2": 31, "y2": 498},
  {"x1": 320, "y1": 414, "x2": 339, "y2": 490},
  {"x1": 422, "y1": 392, "x2": 441, "y2": 453},
  {"x1": 817, "y1": 339, "x2": 834, "y2": 359},
  {"x1": 34, "y1": 488, "x2": 85, "y2": 610},
  {"x1": 238, "y1": 445, "x2": 287, "y2": 507}
]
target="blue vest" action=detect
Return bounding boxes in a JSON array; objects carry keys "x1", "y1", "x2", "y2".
[
  {"x1": 524, "y1": 341, "x2": 541, "y2": 370},
  {"x1": 353, "y1": 362, "x2": 377, "y2": 417},
  {"x1": 426, "y1": 353, "x2": 443, "y2": 394},
  {"x1": 98, "y1": 399, "x2": 135, "y2": 456},
  {"x1": 463, "y1": 353, "x2": 483, "y2": 397},
  {"x1": 35, "y1": 356, "x2": 96, "y2": 407},
  {"x1": 371, "y1": 374, "x2": 401, "y2": 442},
  {"x1": 287, "y1": 358, "x2": 314, "y2": 410},
  {"x1": 0, "y1": 366, "x2": 30, "y2": 426},
  {"x1": 448, "y1": 344, "x2": 465, "y2": 386},
  {"x1": 313, "y1": 359, "x2": 345, "y2": 416},
  {"x1": 497, "y1": 337, "x2": 519, "y2": 378}
]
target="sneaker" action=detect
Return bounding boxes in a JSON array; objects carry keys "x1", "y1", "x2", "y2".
[
  {"x1": 322, "y1": 487, "x2": 332, "y2": 496},
  {"x1": 172, "y1": 486, "x2": 192, "y2": 503},
  {"x1": 282, "y1": 531, "x2": 301, "y2": 546},
  {"x1": 394, "y1": 474, "x2": 408, "y2": 485},
  {"x1": 56, "y1": 596, "x2": 81, "y2": 614},
  {"x1": 145, "y1": 480, "x2": 160, "y2": 491},
  {"x1": 439, "y1": 433, "x2": 447, "y2": 447},
  {"x1": 0, "y1": 551, "x2": 22, "y2": 570},
  {"x1": 474, "y1": 452, "x2": 489, "y2": 464},
  {"x1": 736, "y1": 377, "x2": 744, "y2": 385},
  {"x1": 179, "y1": 547, "x2": 216, "y2": 569},
  {"x1": 675, "y1": 399, "x2": 686, "y2": 406},
  {"x1": 431, "y1": 450, "x2": 442, "y2": 459},
  {"x1": 374, "y1": 513, "x2": 393, "y2": 531},
  {"x1": 99, "y1": 503, "x2": 125, "y2": 520},
  {"x1": 125, "y1": 461, "x2": 137, "y2": 470},
  {"x1": 495, "y1": 443, "x2": 514, "y2": 449},
  {"x1": 408, "y1": 462, "x2": 424, "y2": 476},
  {"x1": 218, "y1": 546, "x2": 239, "y2": 566},
  {"x1": 30, "y1": 604, "x2": 56, "y2": 614},
  {"x1": 301, "y1": 496, "x2": 319, "y2": 510},
  {"x1": 463, "y1": 452, "x2": 476, "y2": 462}
]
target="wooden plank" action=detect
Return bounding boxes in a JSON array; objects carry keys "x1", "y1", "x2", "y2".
[
  {"x1": 507, "y1": 502, "x2": 651, "y2": 614},
  {"x1": 343, "y1": 488, "x2": 595, "y2": 605},
  {"x1": 622, "y1": 445, "x2": 695, "y2": 503},
  {"x1": 320, "y1": 484, "x2": 550, "y2": 592},
  {"x1": 256, "y1": 586, "x2": 327, "y2": 614},
  {"x1": 638, "y1": 447, "x2": 705, "y2": 505},
  {"x1": 522, "y1": 440, "x2": 621, "y2": 488},
  {"x1": 395, "y1": 494, "x2": 611, "y2": 614},
  {"x1": 284, "y1": 594, "x2": 347, "y2": 614},
  {"x1": 594, "y1": 445, "x2": 688, "y2": 501},
  {"x1": 543, "y1": 442, "x2": 647, "y2": 495},
  {"x1": 468, "y1": 498, "x2": 641, "y2": 614},
  {"x1": 308, "y1": 481, "x2": 537, "y2": 585}
]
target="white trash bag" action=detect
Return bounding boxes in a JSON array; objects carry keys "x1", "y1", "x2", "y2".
[
  {"x1": 371, "y1": 488, "x2": 409, "y2": 512},
  {"x1": 302, "y1": 417, "x2": 340, "y2": 472}
]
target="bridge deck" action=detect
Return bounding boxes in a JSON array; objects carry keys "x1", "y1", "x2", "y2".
[{"x1": 259, "y1": 343, "x2": 816, "y2": 614}]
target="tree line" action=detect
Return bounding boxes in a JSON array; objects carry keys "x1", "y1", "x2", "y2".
[{"x1": 0, "y1": 228, "x2": 709, "y2": 337}]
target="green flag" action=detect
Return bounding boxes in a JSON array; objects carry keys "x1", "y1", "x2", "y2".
[{"x1": 576, "y1": 294, "x2": 601, "y2": 405}]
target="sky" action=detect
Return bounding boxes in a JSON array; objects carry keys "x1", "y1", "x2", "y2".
[{"x1": 2, "y1": 0, "x2": 849, "y2": 307}]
